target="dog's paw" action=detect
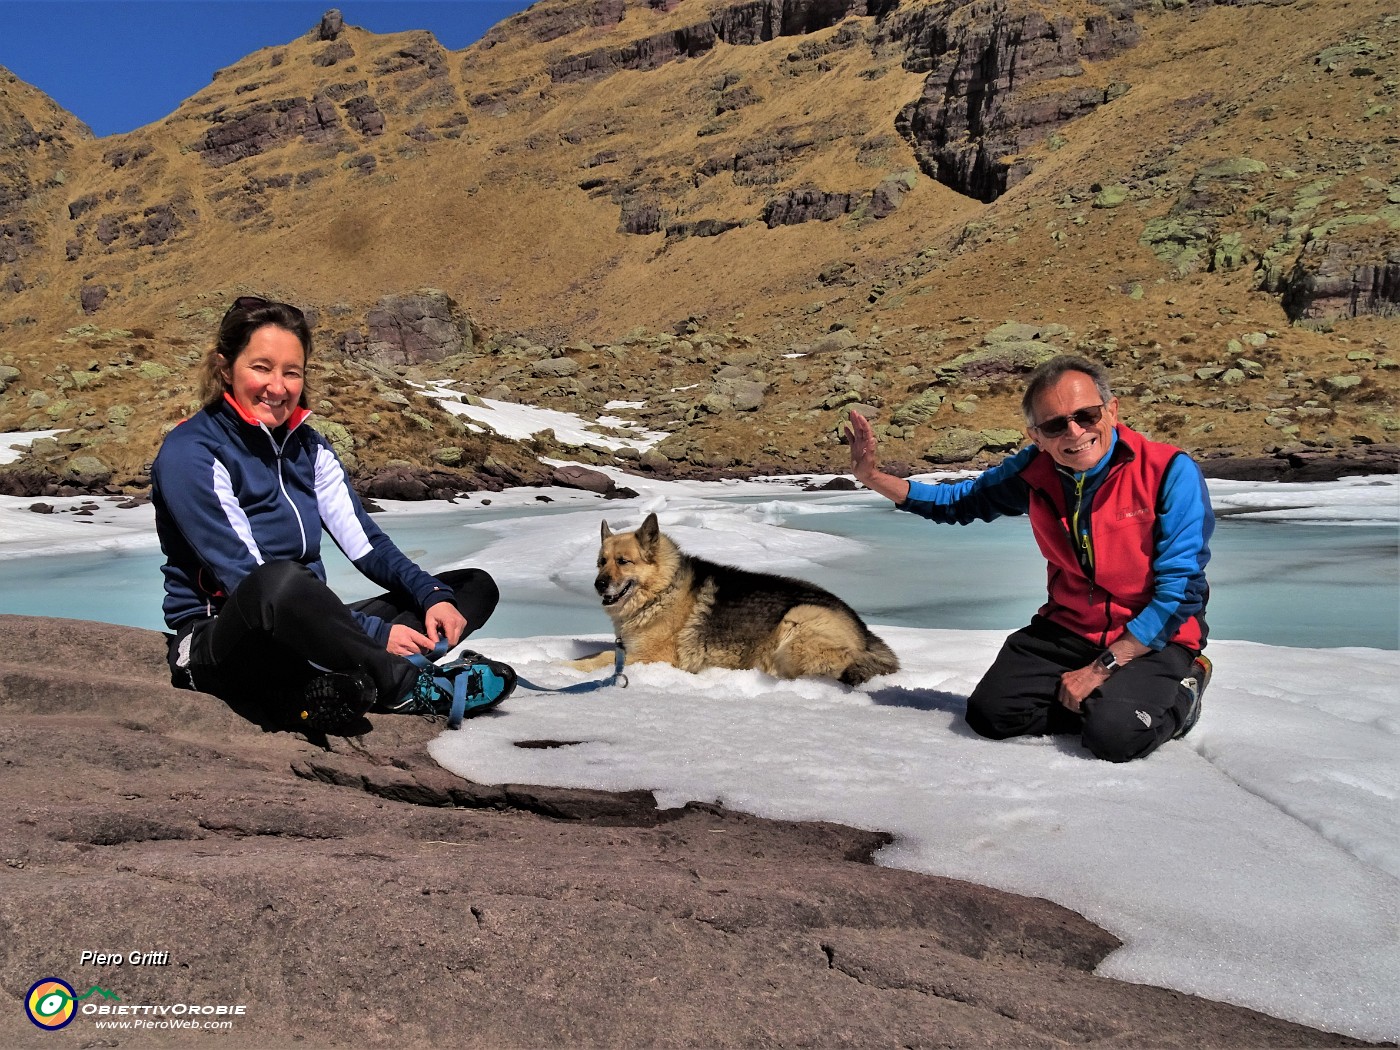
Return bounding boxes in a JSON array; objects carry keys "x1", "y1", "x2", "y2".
[{"x1": 569, "y1": 650, "x2": 617, "y2": 672}]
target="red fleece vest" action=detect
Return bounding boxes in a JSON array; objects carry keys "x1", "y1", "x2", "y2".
[{"x1": 1018, "y1": 426, "x2": 1204, "y2": 650}]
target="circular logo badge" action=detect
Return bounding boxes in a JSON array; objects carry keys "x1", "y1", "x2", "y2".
[{"x1": 26, "y1": 978, "x2": 77, "y2": 1030}]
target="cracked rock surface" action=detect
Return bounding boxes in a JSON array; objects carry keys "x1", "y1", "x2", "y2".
[{"x1": 0, "y1": 615, "x2": 1378, "y2": 1047}]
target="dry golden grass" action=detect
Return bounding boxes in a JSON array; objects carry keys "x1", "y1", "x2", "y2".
[{"x1": 0, "y1": 0, "x2": 1396, "y2": 489}]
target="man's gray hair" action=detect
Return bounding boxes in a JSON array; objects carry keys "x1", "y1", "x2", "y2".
[{"x1": 1021, "y1": 355, "x2": 1113, "y2": 425}]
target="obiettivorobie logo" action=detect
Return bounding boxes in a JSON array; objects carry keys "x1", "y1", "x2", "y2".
[
  {"x1": 23, "y1": 975, "x2": 248, "y2": 1032},
  {"x1": 24, "y1": 978, "x2": 119, "y2": 1030}
]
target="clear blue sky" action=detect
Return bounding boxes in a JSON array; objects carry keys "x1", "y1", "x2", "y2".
[{"x1": 0, "y1": 0, "x2": 535, "y2": 137}]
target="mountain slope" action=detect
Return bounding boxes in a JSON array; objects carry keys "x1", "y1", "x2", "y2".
[{"x1": 0, "y1": 0, "x2": 1396, "y2": 494}]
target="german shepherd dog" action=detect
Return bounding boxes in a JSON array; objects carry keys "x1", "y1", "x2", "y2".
[{"x1": 581, "y1": 513, "x2": 899, "y2": 685}]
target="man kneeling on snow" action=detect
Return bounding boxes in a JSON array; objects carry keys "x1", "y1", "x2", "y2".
[{"x1": 847, "y1": 355, "x2": 1214, "y2": 763}]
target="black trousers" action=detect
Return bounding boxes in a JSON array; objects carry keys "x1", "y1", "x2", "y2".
[
  {"x1": 965, "y1": 616, "x2": 1196, "y2": 762},
  {"x1": 168, "y1": 561, "x2": 499, "y2": 717}
]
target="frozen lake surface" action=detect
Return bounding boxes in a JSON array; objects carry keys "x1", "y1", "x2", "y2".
[{"x1": 1, "y1": 477, "x2": 1394, "y2": 650}]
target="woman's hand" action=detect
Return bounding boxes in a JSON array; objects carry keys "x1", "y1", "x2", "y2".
[
  {"x1": 385, "y1": 604, "x2": 467, "y2": 657},
  {"x1": 424, "y1": 601, "x2": 467, "y2": 647},
  {"x1": 387, "y1": 623, "x2": 434, "y2": 656}
]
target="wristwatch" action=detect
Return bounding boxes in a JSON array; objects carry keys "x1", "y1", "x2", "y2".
[{"x1": 1094, "y1": 649, "x2": 1120, "y2": 674}]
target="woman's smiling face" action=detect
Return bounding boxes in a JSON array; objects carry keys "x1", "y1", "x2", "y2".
[{"x1": 223, "y1": 324, "x2": 305, "y2": 429}]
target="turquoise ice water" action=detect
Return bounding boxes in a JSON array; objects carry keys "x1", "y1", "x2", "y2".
[
  {"x1": 789, "y1": 508, "x2": 1399, "y2": 651},
  {"x1": 0, "y1": 501, "x2": 1394, "y2": 649}
]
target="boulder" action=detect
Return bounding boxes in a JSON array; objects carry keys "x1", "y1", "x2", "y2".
[
  {"x1": 65, "y1": 455, "x2": 112, "y2": 486},
  {"x1": 981, "y1": 428, "x2": 1024, "y2": 451},
  {"x1": 922, "y1": 426, "x2": 986, "y2": 464},
  {"x1": 317, "y1": 9, "x2": 345, "y2": 41},
  {"x1": 551, "y1": 464, "x2": 637, "y2": 499},
  {"x1": 802, "y1": 329, "x2": 859, "y2": 355},
  {"x1": 354, "y1": 290, "x2": 474, "y2": 366},
  {"x1": 868, "y1": 172, "x2": 917, "y2": 218},
  {"x1": 79, "y1": 284, "x2": 107, "y2": 314},
  {"x1": 360, "y1": 467, "x2": 428, "y2": 500},
  {"x1": 937, "y1": 342, "x2": 1058, "y2": 382},
  {"x1": 1140, "y1": 217, "x2": 1213, "y2": 274},
  {"x1": 891, "y1": 389, "x2": 945, "y2": 427},
  {"x1": 1198, "y1": 157, "x2": 1269, "y2": 180},
  {"x1": 718, "y1": 378, "x2": 767, "y2": 412},
  {"x1": 1092, "y1": 185, "x2": 1129, "y2": 209},
  {"x1": 533, "y1": 358, "x2": 580, "y2": 378},
  {"x1": 551, "y1": 464, "x2": 614, "y2": 494},
  {"x1": 308, "y1": 417, "x2": 355, "y2": 462},
  {"x1": 983, "y1": 322, "x2": 1070, "y2": 344}
]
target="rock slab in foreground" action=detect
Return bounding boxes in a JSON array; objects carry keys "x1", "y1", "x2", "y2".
[{"x1": 0, "y1": 615, "x2": 1379, "y2": 1048}]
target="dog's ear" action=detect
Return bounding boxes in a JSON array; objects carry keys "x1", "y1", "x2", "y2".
[
  {"x1": 636, "y1": 512, "x2": 660, "y2": 550},
  {"x1": 601, "y1": 519, "x2": 613, "y2": 541}
]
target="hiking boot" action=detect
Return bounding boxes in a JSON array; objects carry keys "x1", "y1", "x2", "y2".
[
  {"x1": 381, "y1": 651, "x2": 516, "y2": 729},
  {"x1": 295, "y1": 671, "x2": 376, "y2": 735},
  {"x1": 1174, "y1": 654, "x2": 1212, "y2": 740}
]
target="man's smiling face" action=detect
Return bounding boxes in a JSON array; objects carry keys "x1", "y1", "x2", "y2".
[{"x1": 1027, "y1": 371, "x2": 1119, "y2": 473}]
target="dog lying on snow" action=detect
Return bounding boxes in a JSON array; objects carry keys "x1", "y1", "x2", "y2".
[{"x1": 575, "y1": 513, "x2": 898, "y2": 685}]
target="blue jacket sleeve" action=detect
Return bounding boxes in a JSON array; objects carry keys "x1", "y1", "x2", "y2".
[
  {"x1": 898, "y1": 446, "x2": 1036, "y2": 524},
  {"x1": 151, "y1": 429, "x2": 266, "y2": 598},
  {"x1": 1123, "y1": 454, "x2": 1214, "y2": 648},
  {"x1": 308, "y1": 441, "x2": 456, "y2": 643}
]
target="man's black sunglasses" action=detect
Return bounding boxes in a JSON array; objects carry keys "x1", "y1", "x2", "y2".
[{"x1": 1031, "y1": 403, "x2": 1105, "y2": 438}]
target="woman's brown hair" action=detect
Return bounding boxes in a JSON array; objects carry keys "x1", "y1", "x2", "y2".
[{"x1": 197, "y1": 296, "x2": 313, "y2": 408}]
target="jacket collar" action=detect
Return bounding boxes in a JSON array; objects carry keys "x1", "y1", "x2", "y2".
[
  {"x1": 220, "y1": 392, "x2": 312, "y2": 435},
  {"x1": 1054, "y1": 427, "x2": 1124, "y2": 483},
  {"x1": 1025, "y1": 425, "x2": 1138, "y2": 491}
]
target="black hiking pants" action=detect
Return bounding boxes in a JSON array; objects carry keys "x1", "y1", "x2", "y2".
[
  {"x1": 167, "y1": 560, "x2": 499, "y2": 719},
  {"x1": 965, "y1": 616, "x2": 1196, "y2": 762}
]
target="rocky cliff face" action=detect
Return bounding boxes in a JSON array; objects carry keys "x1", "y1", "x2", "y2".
[
  {"x1": 1282, "y1": 241, "x2": 1400, "y2": 321},
  {"x1": 886, "y1": 0, "x2": 1140, "y2": 202},
  {"x1": 0, "y1": 68, "x2": 93, "y2": 294},
  {"x1": 546, "y1": 0, "x2": 889, "y2": 81}
]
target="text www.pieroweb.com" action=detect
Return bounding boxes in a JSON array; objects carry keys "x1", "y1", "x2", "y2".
[
  {"x1": 82, "y1": 1002, "x2": 246, "y2": 1031},
  {"x1": 93, "y1": 1017, "x2": 235, "y2": 1031}
]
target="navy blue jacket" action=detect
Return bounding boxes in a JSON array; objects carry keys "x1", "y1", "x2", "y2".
[{"x1": 152, "y1": 395, "x2": 454, "y2": 644}]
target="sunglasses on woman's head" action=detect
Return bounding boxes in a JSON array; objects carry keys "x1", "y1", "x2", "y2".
[
  {"x1": 1031, "y1": 403, "x2": 1105, "y2": 438},
  {"x1": 227, "y1": 295, "x2": 305, "y2": 321}
]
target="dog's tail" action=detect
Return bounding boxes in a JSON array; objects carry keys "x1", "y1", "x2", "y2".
[{"x1": 841, "y1": 630, "x2": 900, "y2": 686}]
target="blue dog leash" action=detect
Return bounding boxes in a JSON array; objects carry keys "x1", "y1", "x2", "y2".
[{"x1": 514, "y1": 640, "x2": 628, "y2": 695}]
